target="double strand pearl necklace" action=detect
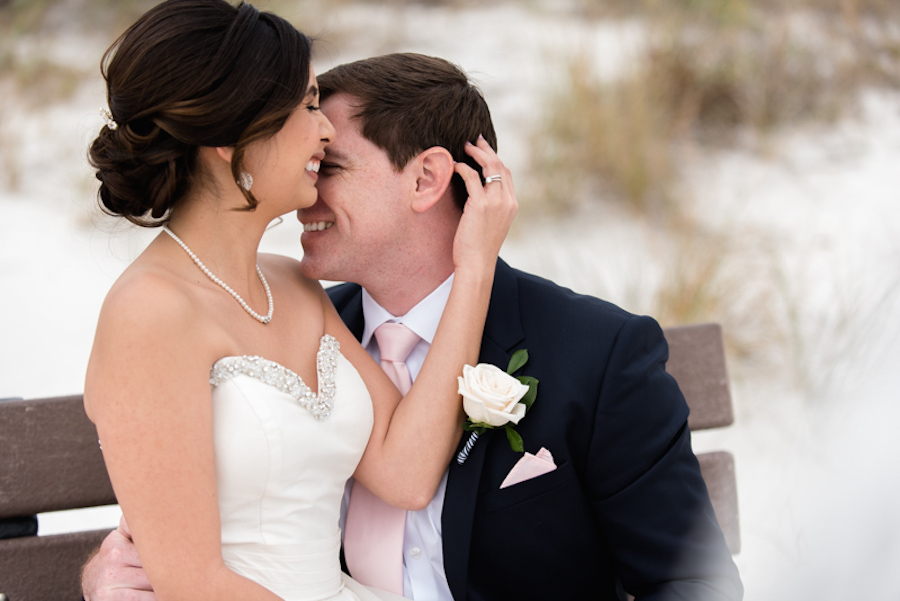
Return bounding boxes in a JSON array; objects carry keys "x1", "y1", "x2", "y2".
[{"x1": 162, "y1": 226, "x2": 273, "y2": 324}]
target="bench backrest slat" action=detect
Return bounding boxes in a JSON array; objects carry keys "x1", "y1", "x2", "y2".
[
  {"x1": 664, "y1": 323, "x2": 734, "y2": 431},
  {"x1": 0, "y1": 395, "x2": 115, "y2": 518},
  {"x1": 0, "y1": 529, "x2": 110, "y2": 600}
]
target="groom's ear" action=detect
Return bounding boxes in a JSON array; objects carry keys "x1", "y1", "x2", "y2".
[{"x1": 410, "y1": 146, "x2": 454, "y2": 214}]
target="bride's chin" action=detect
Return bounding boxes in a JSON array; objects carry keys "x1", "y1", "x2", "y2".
[{"x1": 292, "y1": 200, "x2": 315, "y2": 214}]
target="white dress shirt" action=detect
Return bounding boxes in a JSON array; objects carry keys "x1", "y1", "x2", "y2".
[{"x1": 343, "y1": 275, "x2": 455, "y2": 601}]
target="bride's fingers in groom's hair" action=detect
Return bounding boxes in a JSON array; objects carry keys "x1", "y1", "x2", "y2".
[
  {"x1": 454, "y1": 161, "x2": 518, "y2": 231},
  {"x1": 462, "y1": 135, "x2": 515, "y2": 197},
  {"x1": 454, "y1": 162, "x2": 493, "y2": 201},
  {"x1": 462, "y1": 135, "x2": 502, "y2": 175}
]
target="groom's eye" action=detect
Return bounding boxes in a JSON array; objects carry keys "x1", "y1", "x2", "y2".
[{"x1": 319, "y1": 162, "x2": 339, "y2": 174}]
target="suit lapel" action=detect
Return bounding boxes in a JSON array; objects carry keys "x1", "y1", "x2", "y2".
[
  {"x1": 443, "y1": 259, "x2": 523, "y2": 600},
  {"x1": 329, "y1": 283, "x2": 365, "y2": 342}
]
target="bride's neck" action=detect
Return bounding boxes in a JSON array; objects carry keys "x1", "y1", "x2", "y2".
[{"x1": 165, "y1": 199, "x2": 266, "y2": 275}]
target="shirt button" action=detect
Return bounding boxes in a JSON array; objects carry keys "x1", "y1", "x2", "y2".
[{"x1": 408, "y1": 546, "x2": 422, "y2": 559}]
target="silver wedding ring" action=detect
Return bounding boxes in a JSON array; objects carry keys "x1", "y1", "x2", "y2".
[{"x1": 484, "y1": 174, "x2": 502, "y2": 184}]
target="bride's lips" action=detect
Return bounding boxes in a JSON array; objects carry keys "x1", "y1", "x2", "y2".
[{"x1": 305, "y1": 158, "x2": 321, "y2": 180}]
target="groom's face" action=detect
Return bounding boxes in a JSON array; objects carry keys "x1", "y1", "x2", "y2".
[{"x1": 297, "y1": 94, "x2": 414, "y2": 287}]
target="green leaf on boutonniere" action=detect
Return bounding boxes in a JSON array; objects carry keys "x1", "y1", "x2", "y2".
[
  {"x1": 505, "y1": 423, "x2": 524, "y2": 453},
  {"x1": 516, "y1": 376, "x2": 539, "y2": 409},
  {"x1": 507, "y1": 349, "x2": 529, "y2": 375},
  {"x1": 462, "y1": 422, "x2": 490, "y2": 435}
]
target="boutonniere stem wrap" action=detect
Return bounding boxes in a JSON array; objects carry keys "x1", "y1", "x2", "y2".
[{"x1": 456, "y1": 349, "x2": 539, "y2": 465}]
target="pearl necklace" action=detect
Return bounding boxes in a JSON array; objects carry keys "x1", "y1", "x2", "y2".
[{"x1": 162, "y1": 226, "x2": 273, "y2": 324}]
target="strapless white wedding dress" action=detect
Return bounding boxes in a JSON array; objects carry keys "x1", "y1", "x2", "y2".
[{"x1": 209, "y1": 335, "x2": 406, "y2": 601}]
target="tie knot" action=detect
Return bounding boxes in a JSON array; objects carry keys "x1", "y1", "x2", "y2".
[{"x1": 374, "y1": 322, "x2": 420, "y2": 363}]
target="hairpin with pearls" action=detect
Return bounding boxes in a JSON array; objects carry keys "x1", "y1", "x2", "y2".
[{"x1": 100, "y1": 107, "x2": 118, "y2": 131}]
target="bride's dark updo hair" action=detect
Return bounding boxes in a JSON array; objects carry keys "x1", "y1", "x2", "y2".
[{"x1": 89, "y1": 0, "x2": 312, "y2": 226}]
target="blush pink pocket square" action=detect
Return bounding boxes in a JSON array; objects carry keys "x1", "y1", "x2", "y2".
[{"x1": 500, "y1": 447, "x2": 557, "y2": 489}]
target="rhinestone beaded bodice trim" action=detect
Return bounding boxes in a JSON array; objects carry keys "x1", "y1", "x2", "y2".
[{"x1": 209, "y1": 335, "x2": 339, "y2": 420}]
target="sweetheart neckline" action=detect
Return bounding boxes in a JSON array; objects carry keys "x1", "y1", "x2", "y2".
[
  {"x1": 211, "y1": 334, "x2": 335, "y2": 382},
  {"x1": 209, "y1": 334, "x2": 340, "y2": 421}
]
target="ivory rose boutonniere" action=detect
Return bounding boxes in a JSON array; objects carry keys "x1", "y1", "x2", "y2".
[{"x1": 456, "y1": 349, "x2": 539, "y2": 464}]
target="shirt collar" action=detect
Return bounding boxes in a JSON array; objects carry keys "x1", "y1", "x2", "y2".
[{"x1": 361, "y1": 274, "x2": 454, "y2": 348}]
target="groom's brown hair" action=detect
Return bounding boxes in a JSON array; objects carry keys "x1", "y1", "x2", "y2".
[{"x1": 317, "y1": 53, "x2": 497, "y2": 210}]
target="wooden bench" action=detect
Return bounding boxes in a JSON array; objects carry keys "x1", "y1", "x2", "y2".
[
  {"x1": 666, "y1": 323, "x2": 741, "y2": 555},
  {"x1": 0, "y1": 322, "x2": 739, "y2": 600},
  {"x1": 0, "y1": 394, "x2": 116, "y2": 600}
]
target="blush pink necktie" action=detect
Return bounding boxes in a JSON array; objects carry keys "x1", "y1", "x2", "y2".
[{"x1": 344, "y1": 322, "x2": 421, "y2": 595}]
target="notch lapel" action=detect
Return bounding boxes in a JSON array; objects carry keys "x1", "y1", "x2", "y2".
[
  {"x1": 443, "y1": 259, "x2": 524, "y2": 600},
  {"x1": 328, "y1": 283, "x2": 365, "y2": 342}
]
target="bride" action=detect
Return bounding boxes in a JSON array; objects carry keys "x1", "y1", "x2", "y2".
[{"x1": 83, "y1": 1, "x2": 516, "y2": 600}]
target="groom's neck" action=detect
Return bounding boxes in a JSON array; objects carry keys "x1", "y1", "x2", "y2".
[{"x1": 361, "y1": 264, "x2": 453, "y2": 317}]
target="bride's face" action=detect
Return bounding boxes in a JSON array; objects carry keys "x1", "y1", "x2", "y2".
[{"x1": 241, "y1": 67, "x2": 335, "y2": 215}]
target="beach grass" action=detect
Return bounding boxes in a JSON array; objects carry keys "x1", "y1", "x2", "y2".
[
  {"x1": 525, "y1": 0, "x2": 900, "y2": 388},
  {"x1": 527, "y1": 0, "x2": 900, "y2": 214}
]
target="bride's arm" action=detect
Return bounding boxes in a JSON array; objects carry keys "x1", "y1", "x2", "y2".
[
  {"x1": 326, "y1": 137, "x2": 517, "y2": 510},
  {"x1": 84, "y1": 272, "x2": 282, "y2": 601}
]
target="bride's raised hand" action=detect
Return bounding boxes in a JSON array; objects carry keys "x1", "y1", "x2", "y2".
[{"x1": 452, "y1": 135, "x2": 518, "y2": 277}]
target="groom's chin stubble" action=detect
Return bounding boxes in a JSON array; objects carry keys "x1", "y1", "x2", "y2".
[{"x1": 299, "y1": 250, "x2": 342, "y2": 283}]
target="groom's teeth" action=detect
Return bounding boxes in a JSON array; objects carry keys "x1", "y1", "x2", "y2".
[
  {"x1": 306, "y1": 160, "x2": 320, "y2": 173},
  {"x1": 303, "y1": 221, "x2": 333, "y2": 232}
]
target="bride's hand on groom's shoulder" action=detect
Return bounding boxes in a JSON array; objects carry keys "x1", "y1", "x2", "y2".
[
  {"x1": 452, "y1": 135, "x2": 517, "y2": 278},
  {"x1": 82, "y1": 516, "x2": 156, "y2": 601}
]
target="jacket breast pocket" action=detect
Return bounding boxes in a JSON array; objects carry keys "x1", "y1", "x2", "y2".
[{"x1": 482, "y1": 459, "x2": 577, "y2": 514}]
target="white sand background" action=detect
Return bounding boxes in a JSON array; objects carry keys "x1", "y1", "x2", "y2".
[{"x1": 2, "y1": 3, "x2": 899, "y2": 599}]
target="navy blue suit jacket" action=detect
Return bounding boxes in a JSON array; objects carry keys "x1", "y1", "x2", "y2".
[{"x1": 328, "y1": 259, "x2": 742, "y2": 601}]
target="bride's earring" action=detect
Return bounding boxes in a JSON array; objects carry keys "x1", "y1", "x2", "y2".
[{"x1": 238, "y1": 172, "x2": 253, "y2": 191}]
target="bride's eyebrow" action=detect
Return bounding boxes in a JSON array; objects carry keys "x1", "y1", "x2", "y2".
[{"x1": 303, "y1": 85, "x2": 319, "y2": 102}]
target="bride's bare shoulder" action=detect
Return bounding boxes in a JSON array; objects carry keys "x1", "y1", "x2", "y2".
[
  {"x1": 97, "y1": 254, "x2": 204, "y2": 338},
  {"x1": 85, "y1": 253, "x2": 214, "y2": 415}
]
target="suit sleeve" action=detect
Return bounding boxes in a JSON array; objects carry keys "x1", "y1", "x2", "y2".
[{"x1": 585, "y1": 315, "x2": 743, "y2": 600}]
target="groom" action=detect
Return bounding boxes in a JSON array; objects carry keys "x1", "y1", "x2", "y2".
[
  {"x1": 82, "y1": 54, "x2": 742, "y2": 600},
  {"x1": 308, "y1": 53, "x2": 741, "y2": 601}
]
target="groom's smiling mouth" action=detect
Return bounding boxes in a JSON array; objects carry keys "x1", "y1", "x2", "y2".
[{"x1": 302, "y1": 221, "x2": 334, "y2": 232}]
